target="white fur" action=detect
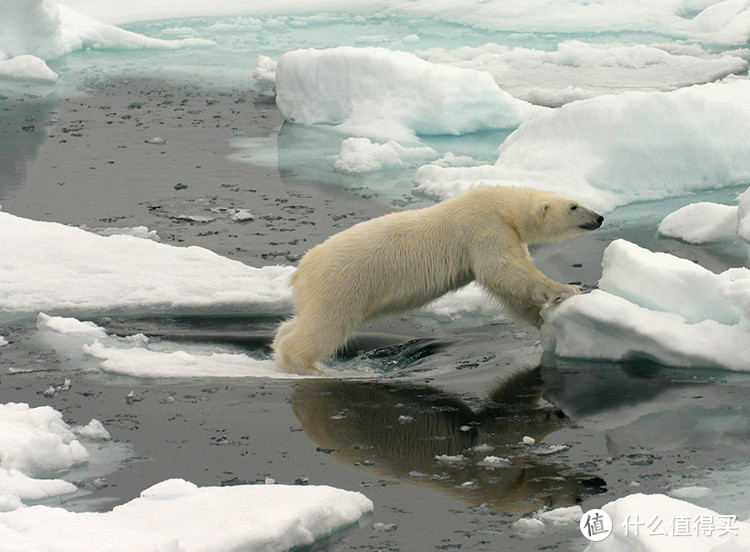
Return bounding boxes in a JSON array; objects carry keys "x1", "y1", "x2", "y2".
[{"x1": 273, "y1": 186, "x2": 602, "y2": 374}]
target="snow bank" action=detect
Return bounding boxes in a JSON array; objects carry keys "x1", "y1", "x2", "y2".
[
  {"x1": 0, "y1": 478, "x2": 374, "y2": 552},
  {"x1": 415, "y1": 79, "x2": 750, "y2": 213},
  {"x1": 0, "y1": 212, "x2": 293, "y2": 322},
  {"x1": 0, "y1": 0, "x2": 213, "y2": 83},
  {"x1": 584, "y1": 493, "x2": 750, "y2": 552},
  {"x1": 275, "y1": 46, "x2": 547, "y2": 142},
  {"x1": 542, "y1": 240, "x2": 750, "y2": 371}
]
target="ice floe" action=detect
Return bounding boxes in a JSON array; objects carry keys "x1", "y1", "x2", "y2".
[
  {"x1": 275, "y1": 46, "x2": 547, "y2": 142},
  {"x1": 0, "y1": 212, "x2": 293, "y2": 322},
  {"x1": 584, "y1": 493, "x2": 750, "y2": 552},
  {"x1": 0, "y1": 0, "x2": 213, "y2": 83},
  {"x1": 658, "y1": 202, "x2": 740, "y2": 244},
  {"x1": 415, "y1": 79, "x2": 750, "y2": 213},
  {"x1": 0, "y1": 476, "x2": 373, "y2": 552},
  {"x1": 542, "y1": 240, "x2": 750, "y2": 371}
]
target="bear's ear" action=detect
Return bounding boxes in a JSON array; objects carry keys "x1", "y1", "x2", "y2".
[{"x1": 539, "y1": 202, "x2": 549, "y2": 218}]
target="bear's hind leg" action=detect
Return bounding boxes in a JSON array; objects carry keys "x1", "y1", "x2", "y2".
[{"x1": 272, "y1": 314, "x2": 352, "y2": 375}]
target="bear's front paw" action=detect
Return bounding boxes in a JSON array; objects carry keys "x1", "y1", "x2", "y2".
[{"x1": 537, "y1": 284, "x2": 581, "y2": 309}]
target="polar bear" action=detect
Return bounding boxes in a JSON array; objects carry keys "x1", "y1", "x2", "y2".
[{"x1": 272, "y1": 186, "x2": 603, "y2": 374}]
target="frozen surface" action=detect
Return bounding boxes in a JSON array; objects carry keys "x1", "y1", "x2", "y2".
[
  {"x1": 0, "y1": 0, "x2": 213, "y2": 83},
  {"x1": 0, "y1": 478, "x2": 374, "y2": 552},
  {"x1": 330, "y1": 137, "x2": 438, "y2": 173},
  {"x1": 275, "y1": 46, "x2": 547, "y2": 142},
  {"x1": 584, "y1": 493, "x2": 750, "y2": 552},
  {"x1": 415, "y1": 79, "x2": 750, "y2": 213},
  {"x1": 418, "y1": 41, "x2": 748, "y2": 106},
  {"x1": 658, "y1": 202, "x2": 739, "y2": 244},
  {"x1": 542, "y1": 240, "x2": 750, "y2": 370},
  {"x1": 0, "y1": 212, "x2": 293, "y2": 322}
]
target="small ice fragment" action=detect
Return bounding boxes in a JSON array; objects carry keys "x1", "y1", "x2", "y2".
[
  {"x1": 72, "y1": 419, "x2": 111, "y2": 441},
  {"x1": 372, "y1": 522, "x2": 397, "y2": 531},
  {"x1": 458, "y1": 480, "x2": 477, "y2": 489},
  {"x1": 0, "y1": 336, "x2": 7, "y2": 346},
  {"x1": 264, "y1": 477, "x2": 275, "y2": 485},
  {"x1": 459, "y1": 425, "x2": 471, "y2": 432},
  {"x1": 434, "y1": 454, "x2": 466, "y2": 464},
  {"x1": 145, "y1": 137, "x2": 168, "y2": 145},
  {"x1": 398, "y1": 415, "x2": 414, "y2": 424},
  {"x1": 42, "y1": 386, "x2": 56, "y2": 397},
  {"x1": 478, "y1": 456, "x2": 511, "y2": 468},
  {"x1": 522, "y1": 436, "x2": 536, "y2": 445},
  {"x1": 512, "y1": 517, "x2": 545, "y2": 536},
  {"x1": 668, "y1": 486, "x2": 713, "y2": 499},
  {"x1": 231, "y1": 209, "x2": 255, "y2": 222}
]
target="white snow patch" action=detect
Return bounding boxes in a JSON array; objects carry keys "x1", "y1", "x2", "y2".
[
  {"x1": 275, "y1": 46, "x2": 547, "y2": 143},
  {"x1": 542, "y1": 240, "x2": 750, "y2": 371},
  {"x1": 415, "y1": 79, "x2": 750, "y2": 213},
  {"x1": 0, "y1": 479, "x2": 374, "y2": 552},
  {"x1": 584, "y1": 493, "x2": 750, "y2": 551},
  {"x1": 0, "y1": 211, "x2": 293, "y2": 322},
  {"x1": 512, "y1": 505, "x2": 583, "y2": 536}
]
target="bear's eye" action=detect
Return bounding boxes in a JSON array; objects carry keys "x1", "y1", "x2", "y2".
[{"x1": 569, "y1": 204, "x2": 578, "y2": 211}]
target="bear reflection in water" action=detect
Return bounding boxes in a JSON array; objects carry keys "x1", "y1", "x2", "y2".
[{"x1": 292, "y1": 366, "x2": 605, "y2": 514}]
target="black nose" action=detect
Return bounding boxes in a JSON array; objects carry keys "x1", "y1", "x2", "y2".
[{"x1": 597, "y1": 215, "x2": 604, "y2": 226}]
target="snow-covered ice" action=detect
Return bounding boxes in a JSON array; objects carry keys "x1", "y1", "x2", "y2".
[
  {"x1": 0, "y1": 0, "x2": 214, "y2": 83},
  {"x1": 658, "y1": 202, "x2": 739, "y2": 244},
  {"x1": 0, "y1": 478, "x2": 374, "y2": 552},
  {"x1": 330, "y1": 137, "x2": 438, "y2": 173},
  {"x1": 584, "y1": 493, "x2": 750, "y2": 552},
  {"x1": 415, "y1": 79, "x2": 750, "y2": 213},
  {"x1": 0, "y1": 212, "x2": 293, "y2": 322},
  {"x1": 542, "y1": 240, "x2": 750, "y2": 371},
  {"x1": 275, "y1": 46, "x2": 547, "y2": 142},
  {"x1": 738, "y1": 187, "x2": 750, "y2": 244}
]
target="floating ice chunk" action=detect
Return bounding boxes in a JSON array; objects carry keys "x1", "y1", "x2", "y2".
[
  {"x1": 477, "y1": 456, "x2": 511, "y2": 468},
  {"x1": 253, "y1": 54, "x2": 277, "y2": 84},
  {"x1": 599, "y1": 240, "x2": 749, "y2": 326},
  {"x1": 275, "y1": 46, "x2": 547, "y2": 142},
  {"x1": 512, "y1": 504, "x2": 583, "y2": 536},
  {"x1": 0, "y1": 403, "x2": 90, "y2": 478},
  {"x1": 542, "y1": 240, "x2": 750, "y2": 370},
  {"x1": 522, "y1": 436, "x2": 536, "y2": 445},
  {"x1": 0, "y1": 211, "x2": 293, "y2": 322},
  {"x1": 0, "y1": 336, "x2": 7, "y2": 347},
  {"x1": 0, "y1": 55, "x2": 58, "y2": 82},
  {"x1": 669, "y1": 486, "x2": 713, "y2": 500},
  {"x1": 71, "y1": 420, "x2": 111, "y2": 441},
  {"x1": 329, "y1": 137, "x2": 438, "y2": 173},
  {"x1": 415, "y1": 79, "x2": 750, "y2": 213},
  {"x1": 434, "y1": 454, "x2": 467, "y2": 464},
  {"x1": 0, "y1": 468, "x2": 77, "y2": 510},
  {"x1": 658, "y1": 202, "x2": 739, "y2": 244},
  {"x1": 512, "y1": 516, "x2": 546, "y2": 536},
  {"x1": 81, "y1": 225, "x2": 161, "y2": 241},
  {"x1": 0, "y1": 479, "x2": 374, "y2": 552},
  {"x1": 584, "y1": 493, "x2": 750, "y2": 551}
]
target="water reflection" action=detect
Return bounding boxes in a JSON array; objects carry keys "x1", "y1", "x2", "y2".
[
  {"x1": 292, "y1": 367, "x2": 605, "y2": 514},
  {"x1": 0, "y1": 97, "x2": 55, "y2": 196}
]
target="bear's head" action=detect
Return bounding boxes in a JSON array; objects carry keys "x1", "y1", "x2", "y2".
[{"x1": 536, "y1": 194, "x2": 603, "y2": 241}]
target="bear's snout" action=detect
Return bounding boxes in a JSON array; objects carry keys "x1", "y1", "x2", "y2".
[{"x1": 579, "y1": 214, "x2": 604, "y2": 230}]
